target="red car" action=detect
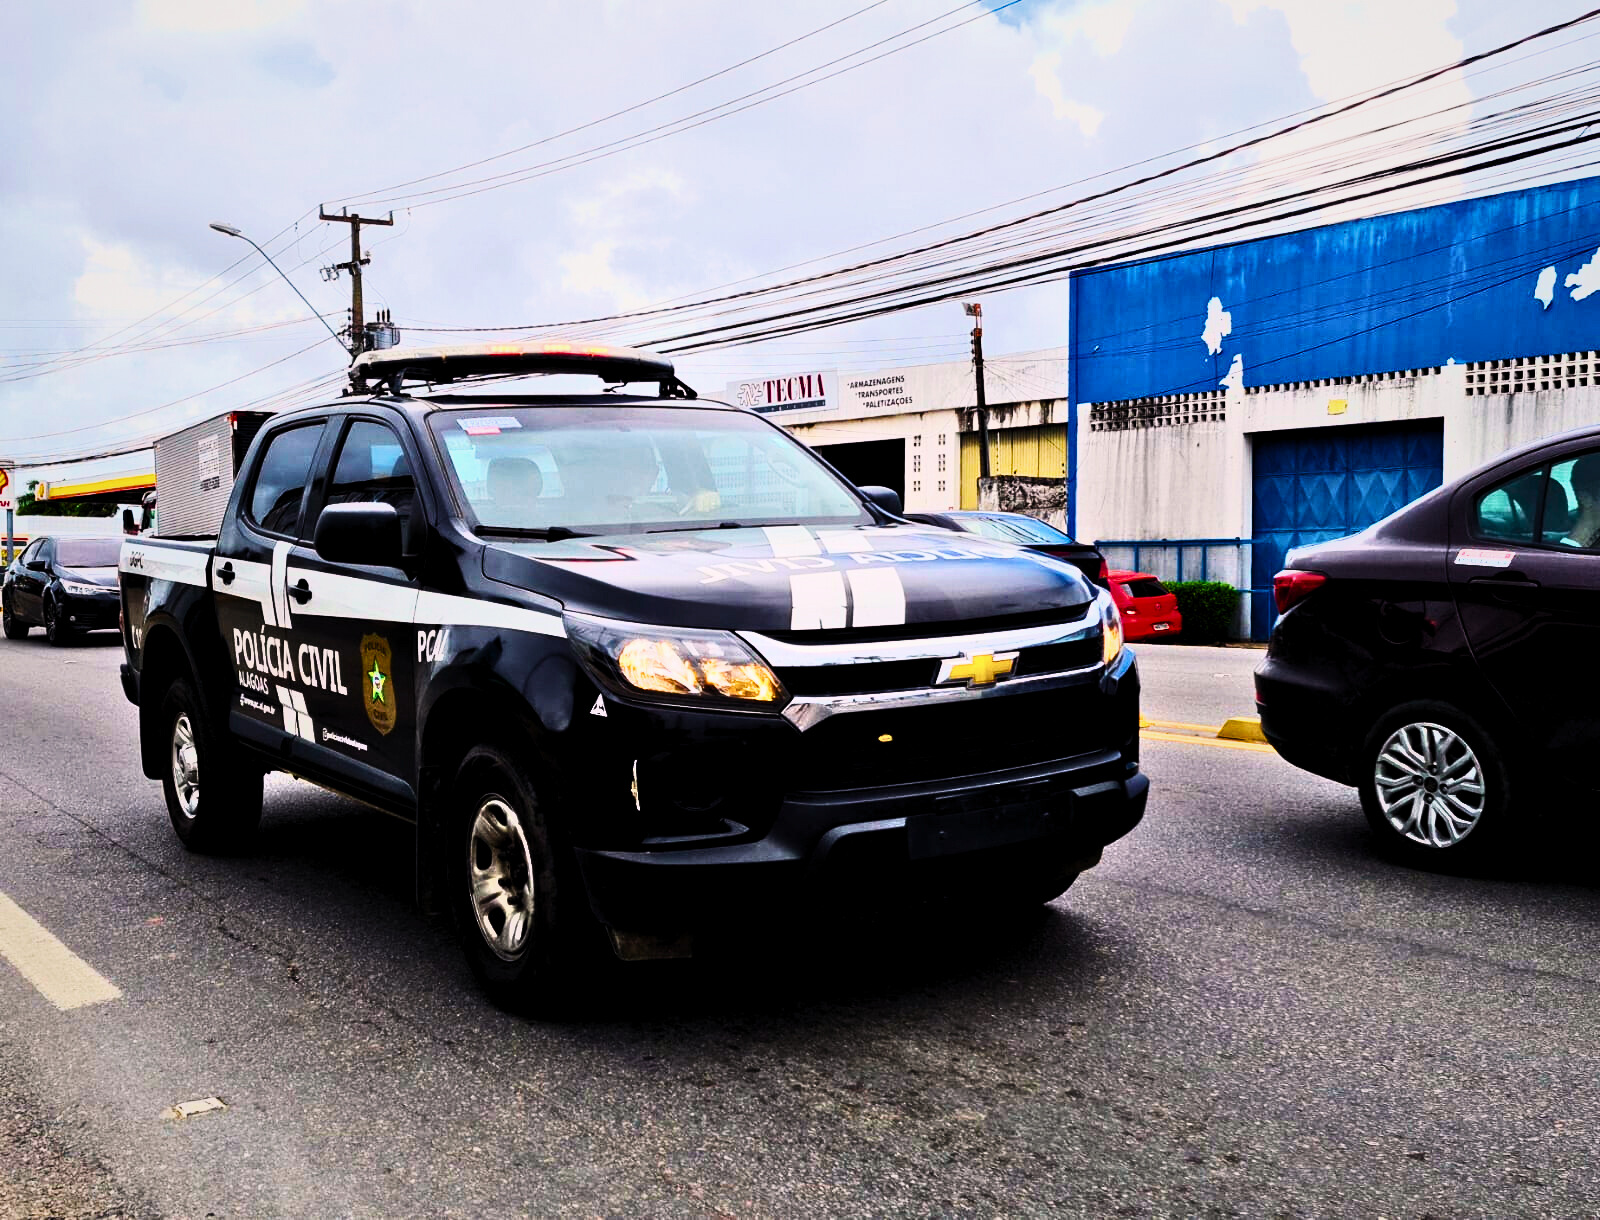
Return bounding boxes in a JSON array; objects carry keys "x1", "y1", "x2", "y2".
[{"x1": 1109, "y1": 570, "x2": 1182, "y2": 641}]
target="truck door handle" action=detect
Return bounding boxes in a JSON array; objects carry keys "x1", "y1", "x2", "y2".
[
  {"x1": 288, "y1": 578, "x2": 313, "y2": 604},
  {"x1": 216, "y1": 562, "x2": 235, "y2": 585}
]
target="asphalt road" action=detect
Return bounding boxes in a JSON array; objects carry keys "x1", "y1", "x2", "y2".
[{"x1": 2, "y1": 631, "x2": 1598, "y2": 1219}]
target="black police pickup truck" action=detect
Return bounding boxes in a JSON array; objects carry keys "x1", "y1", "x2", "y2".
[{"x1": 119, "y1": 341, "x2": 1147, "y2": 1006}]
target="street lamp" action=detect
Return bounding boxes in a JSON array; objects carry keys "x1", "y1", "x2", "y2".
[{"x1": 208, "y1": 222, "x2": 351, "y2": 357}]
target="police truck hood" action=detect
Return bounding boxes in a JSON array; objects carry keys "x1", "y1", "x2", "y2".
[{"x1": 482, "y1": 523, "x2": 1096, "y2": 633}]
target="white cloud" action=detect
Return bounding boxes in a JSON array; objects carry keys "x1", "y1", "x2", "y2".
[
  {"x1": 1036, "y1": 0, "x2": 1144, "y2": 57},
  {"x1": 139, "y1": 0, "x2": 304, "y2": 33},
  {"x1": 559, "y1": 241, "x2": 655, "y2": 312},
  {"x1": 1028, "y1": 53, "x2": 1107, "y2": 138},
  {"x1": 1219, "y1": 352, "x2": 1244, "y2": 391},
  {"x1": 1221, "y1": 0, "x2": 1462, "y2": 102}
]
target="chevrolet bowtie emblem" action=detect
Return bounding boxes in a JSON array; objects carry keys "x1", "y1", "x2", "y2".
[{"x1": 936, "y1": 651, "x2": 1018, "y2": 688}]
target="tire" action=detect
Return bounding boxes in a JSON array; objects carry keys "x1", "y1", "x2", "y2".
[
  {"x1": 449, "y1": 743, "x2": 603, "y2": 1013},
  {"x1": 1357, "y1": 700, "x2": 1514, "y2": 866},
  {"x1": 43, "y1": 597, "x2": 72, "y2": 647},
  {"x1": 159, "y1": 678, "x2": 263, "y2": 852},
  {"x1": 1, "y1": 598, "x2": 27, "y2": 639}
]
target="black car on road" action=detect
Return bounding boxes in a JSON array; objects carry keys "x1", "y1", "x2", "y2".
[
  {"x1": 118, "y1": 341, "x2": 1148, "y2": 1010},
  {"x1": 2, "y1": 534, "x2": 123, "y2": 644},
  {"x1": 1256, "y1": 423, "x2": 1600, "y2": 862}
]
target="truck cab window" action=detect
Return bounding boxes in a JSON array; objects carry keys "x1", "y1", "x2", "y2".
[
  {"x1": 327, "y1": 420, "x2": 417, "y2": 548},
  {"x1": 248, "y1": 424, "x2": 324, "y2": 537}
]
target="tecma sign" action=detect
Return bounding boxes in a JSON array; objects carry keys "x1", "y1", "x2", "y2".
[{"x1": 730, "y1": 372, "x2": 833, "y2": 415}]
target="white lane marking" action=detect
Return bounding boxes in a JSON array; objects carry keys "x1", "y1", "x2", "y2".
[
  {"x1": 270, "y1": 540, "x2": 294, "y2": 628},
  {"x1": 762, "y1": 526, "x2": 821, "y2": 557},
  {"x1": 846, "y1": 568, "x2": 906, "y2": 626},
  {"x1": 0, "y1": 891, "x2": 121, "y2": 1011},
  {"x1": 790, "y1": 572, "x2": 849, "y2": 630},
  {"x1": 818, "y1": 530, "x2": 873, "y2": 554}
]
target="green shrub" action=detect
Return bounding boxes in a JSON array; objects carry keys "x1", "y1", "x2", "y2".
[{"x1": 1167, "y1": 581, "x2": 1239, "y2": 644}]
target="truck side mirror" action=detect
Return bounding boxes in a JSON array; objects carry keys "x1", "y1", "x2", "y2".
[
  {"x1": 858, "y1": 485, "x2": 903, "y2": 517},
  {"x1": 122, "y1": 508, "x2": 137, "y2": 535},
  {"x1": 314, "y1": 503, "x2": 404, "y2": 567}
]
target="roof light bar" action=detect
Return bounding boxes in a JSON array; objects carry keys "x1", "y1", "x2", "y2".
[{"x1": 350, "y1": 338, "x2": 689, "y2": 395}]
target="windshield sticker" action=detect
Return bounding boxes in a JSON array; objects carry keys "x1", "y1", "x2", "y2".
[
  {"x1": 361, "y1": 633, "x2": 396, "y2": 737},
  {"x1": 458, "y1": 416, "x2": 522, "y2": 436},
  {"x1": 1455, "y1": 548, "x2": 1516, "y2": 568}
]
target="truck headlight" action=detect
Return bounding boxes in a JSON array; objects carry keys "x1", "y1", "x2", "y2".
[
  {"x1": 1100, "y1": 590, "x2": 1124, "y2": 666},
  {"x1": 565, "y1": 612, "x2": 785, "y2": 707}
]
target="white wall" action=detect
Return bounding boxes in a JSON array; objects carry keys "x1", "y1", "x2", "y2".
[
  {"x1": 788, "y1": 409, "x2": 963, "y2": 513},
  {"x1": 1077, "y1": 418, "x2": 1242, "y2": 544},
  {"x1": 1446, "y1": 387, "x2": 1600, "y2": 478}
]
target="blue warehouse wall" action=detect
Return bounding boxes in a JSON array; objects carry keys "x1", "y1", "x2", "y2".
[{"x1": 1072, "y1": 177, "x2": 1600, "y2": 403}]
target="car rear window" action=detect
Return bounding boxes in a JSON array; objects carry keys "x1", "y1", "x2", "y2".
[
  {"x1": 56, "y1": 538, "x2": 122, "y2": 567},
  {"x1": 1122, "y1": 578, "x2": 1168, "y2": 599}
]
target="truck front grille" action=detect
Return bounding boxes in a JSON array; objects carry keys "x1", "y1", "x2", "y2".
[{"x1": 791, "y1": 682, "x2": 1114, "y2": 792}]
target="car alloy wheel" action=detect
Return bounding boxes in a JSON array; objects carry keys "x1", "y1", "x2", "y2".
[
  {"x1": 1372, "y1": 720, "x2": 1487, "y2": 848},
  {"x1": 468, "y1": 796, "x2": 537, "y2": 960},
  {"x1": 170, "y1": 712, "x2": 201, "y2": 820}
]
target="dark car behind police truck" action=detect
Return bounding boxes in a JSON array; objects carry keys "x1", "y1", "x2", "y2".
[{"x1": 118, "y1": 341, "x2": 1147, "y2": 1008}]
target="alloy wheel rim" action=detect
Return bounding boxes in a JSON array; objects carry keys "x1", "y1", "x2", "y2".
[
  {"x1": 171, "y1": 713, "x2": 201, "y2": 819},
  {"x1": 1374, "y1": 720, "x2": 1487, "y2": 848},
  {"x1": 469, "y1": 797, "x2": 537, "y2": 960}
]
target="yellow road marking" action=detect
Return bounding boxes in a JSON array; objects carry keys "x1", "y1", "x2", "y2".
[
  {"x1": 1140, "y1": 729, "x2": 1276, "y2": 754},
  {"x1": 0, "y1": 891, "x2": 121, "y2": 1011},
  {"x1": 1143, "y1": 718, "x2": 1228, "y2": 734}
]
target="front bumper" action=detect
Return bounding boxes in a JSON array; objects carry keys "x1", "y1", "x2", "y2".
[
  {"x1": 60, "y1": 591, "x2": 120, "y2": 630},
  {"x1": 575, "y1": 753, "x2": 1147, "y2": 932}
]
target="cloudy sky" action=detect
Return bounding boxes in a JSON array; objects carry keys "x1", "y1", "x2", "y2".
[{"x1": 2, "y1": 0, "x2": 1590, "y2": 485}]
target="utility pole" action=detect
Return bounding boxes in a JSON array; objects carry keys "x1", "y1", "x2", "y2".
[
  {"x1": 318, "y1": 208, "x2": 394, "y2": 354},
  {"x1": 964, "y1": 301, "x2": 991, "y2": 478}
]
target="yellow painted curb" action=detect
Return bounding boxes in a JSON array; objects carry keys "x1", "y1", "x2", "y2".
[{"x1": 1216, "y1": 716, "x2": 1267, "y2": 744}]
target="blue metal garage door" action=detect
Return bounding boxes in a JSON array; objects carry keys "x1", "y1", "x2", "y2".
[{"x1": 1250, "y1": 421, "x2": 1444, "y2": 640}]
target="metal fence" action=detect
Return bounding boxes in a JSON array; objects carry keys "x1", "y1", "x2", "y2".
[{"x1": 1092, "y1": 538, "x2": 1262, "y2": 640}]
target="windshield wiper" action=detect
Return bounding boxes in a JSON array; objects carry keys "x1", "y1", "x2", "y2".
[
  {"x1": 645, "y1": 521, "x2": 750, "y2": 533},
  {"x1": 484, "y1": 526, "x2": 596, "y2": 541}
]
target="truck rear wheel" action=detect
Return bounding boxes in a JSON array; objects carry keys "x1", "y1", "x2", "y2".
[
  {"x1": 159, "y1": 678, "x2": 263, "y2": 852},
  {"x1": 449, "y1": 743, "x2": 601, "y2": 1013}
]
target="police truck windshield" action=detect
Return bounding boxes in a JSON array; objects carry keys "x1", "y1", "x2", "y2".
[{"x1": 429, "y1": 405, "x2": 872, "y2": 535}]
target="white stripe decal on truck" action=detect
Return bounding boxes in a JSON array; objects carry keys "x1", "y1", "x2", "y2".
[
  {"x1": 413, "y1": 590, "x2": 565, "y2": 637},
  {"x1": 789, "y1": 572, "x2": 849, "y2": 630},
  {"x1": 287, "y1": 567, "x2": 420, "y2": 623},
  {"x1": 846, "y1": 568, "x2": 907, "y2": 627},
  {"x1": 761, "y1": 526, "x2": 822, "y2": 558},
  {"x1": 119, "y1": 542, "x2": 209, "y2": 588}
]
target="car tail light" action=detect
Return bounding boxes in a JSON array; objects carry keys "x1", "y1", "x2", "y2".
[{"x1": 1273, "y1": 569, "x2": 1327, "y2": 614}]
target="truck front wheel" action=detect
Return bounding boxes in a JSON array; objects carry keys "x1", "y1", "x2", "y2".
[
  {"x1": 159, "y1": 678, "x2": 263, "y2": 852},
  {"x1": 449, "y1": 743, "x2": 601, "y2": 1012}
]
